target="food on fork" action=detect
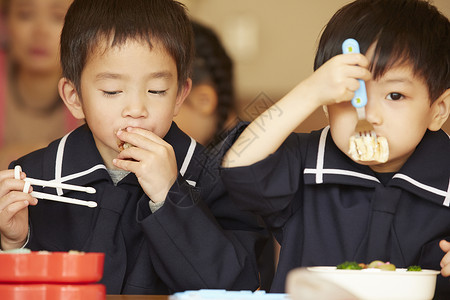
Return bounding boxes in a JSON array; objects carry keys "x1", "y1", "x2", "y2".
[{"x1": 348, "y1": 135, "x2": 389, "y2": 163}]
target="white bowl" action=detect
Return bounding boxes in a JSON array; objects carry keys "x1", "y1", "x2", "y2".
[{"x1": 303, "y1": 266, "x2": 440, "y2": 300}]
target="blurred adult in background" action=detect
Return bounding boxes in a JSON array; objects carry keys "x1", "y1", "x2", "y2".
[
  {"x1": 0, "y1": 0, "x2": 78, "y2": 169},
  {"x1": 174, "y1": 21, "x2": 237, "y2": 147}
]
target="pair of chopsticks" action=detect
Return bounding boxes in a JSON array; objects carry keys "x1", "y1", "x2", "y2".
[{"x1": 14, "y1": 166, "x2": 97, "y2": 208}]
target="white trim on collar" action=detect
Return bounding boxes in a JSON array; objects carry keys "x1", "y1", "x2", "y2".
[
  {"x1": 306, "y1": 125, "x2": 379, "y2": 184},
  {"x1": 55, "y1": 132, "x2": 70, "y2": 195},
  {"x1": 314, "y1": 126, "x2": 329, "y2": 184},
  {"x1": 393, "y1": 173, "x2": 450, "y2": 207},
  {"x1": 305, "y1": 168, "x2": 380, "y2": 183},
  {"x1": 53, "y1": 131, "x2": 107, "y2": 195},
  {"x1": 180, "y1": 137, "x2": 197, "y2": 187}
]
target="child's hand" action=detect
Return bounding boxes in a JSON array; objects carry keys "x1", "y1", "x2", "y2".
[
  {"x1": 303, "y1": 52, "x2": 371, "y2": 106},
  {"x1": 439, "y1": 240, "x2": 450, "y2": 277},
  {"x1": 114, "y1": 127, "x2": 178, "y2": 203},
  {"x1": 0, "y1": 169, "x2": 37, "y2": 250}
]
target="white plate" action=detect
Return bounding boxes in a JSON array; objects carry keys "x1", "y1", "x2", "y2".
[{"x1": 305, "y1": 266, "x2": 440, "y2": 300}]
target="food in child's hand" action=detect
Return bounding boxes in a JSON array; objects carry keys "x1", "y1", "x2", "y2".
[
  {"x1": 118, "y1": 141, "x2": 134, "y2": 151},
  {"x1": 348, "y1": 135, "x2": 389, "y2": 163}
]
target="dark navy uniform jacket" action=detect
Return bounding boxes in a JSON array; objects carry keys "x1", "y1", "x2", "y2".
[
  {"x1": 11, "y1": 123, "x2": 267, "y2": 295},
  {"x1": 220, "y1": 124, "x2": 450, "y2": 299}
]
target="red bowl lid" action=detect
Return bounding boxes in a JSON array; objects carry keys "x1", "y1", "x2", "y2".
[
  {"x1": 0, "y1": 283, "x2": 105, "y2": 300},
  {"x1": 0, "y1": 251, "x2": 104, "y2": 283}
]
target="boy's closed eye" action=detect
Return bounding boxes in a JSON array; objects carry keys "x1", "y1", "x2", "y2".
[
  {"x1": 148, "y1": 89, "x2": 168, "y2": 96},
  {"x1": 102, "y1": 90, "x2": 123, "y2": 97}
]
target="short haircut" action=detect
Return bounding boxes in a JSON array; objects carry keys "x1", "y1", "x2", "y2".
[
  {"x1": 314, "y1": 0, "x2": 450, "y2": 102},
  {"x1": 60, "y1": 0, "x2": 194, "y2": 94}
]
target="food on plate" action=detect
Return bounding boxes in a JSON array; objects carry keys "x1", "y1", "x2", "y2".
[
  {"x1": 337, "y1": 260, "x2": 424, "y2": 272},
  {"x1": 336, "y1": 261, "x2": 364, "y2": 270},
  {"x1": 407, "y1": 265, "x2": 422, "y2": 272},
  {"x1": 348, "y1": 135, "x2": 389, "y2": 163},
  {"x1": 366, "y1": 260, "x2": 396, "y2": 271}
]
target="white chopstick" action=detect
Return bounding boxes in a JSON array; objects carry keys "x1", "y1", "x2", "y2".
[
  {"x1": 30, "y1": 191, "x2": 97, "y2": 208},
  {"x1": 14, "y1": 165, "x2": 97, "y2": 208},
  {"x1": 24, "y1": 177, "x2": 96, "y2": 194}
]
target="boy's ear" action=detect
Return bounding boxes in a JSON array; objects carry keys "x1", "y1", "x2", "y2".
[
  {"x1": 188, "y1": 84, "x2": 219, "y2": 116},
  {"x1": 58, "y1": 78, "x2": 85, "y2": 119},
  {"x1": 428, "y1": 88, "x2": 450, "y2": 131},
  {"x1": 173, "y1": 78, "x2": 192, "y2": 116}
]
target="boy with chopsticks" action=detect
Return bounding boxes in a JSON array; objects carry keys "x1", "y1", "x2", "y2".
[
  {"x1": 220, "y1": 0, "x2": 450, "y2": 298},
  {"x1": 0, "y1": 0, "x2": 268, "y2": 294}
]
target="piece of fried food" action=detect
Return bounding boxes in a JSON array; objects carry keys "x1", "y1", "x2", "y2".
[
  {"x1": 348, "y1": 135, "x2": 389, "y2": 163},
  {"x1": 118, "y1": 141, "x2": 134, "y2": 151}
]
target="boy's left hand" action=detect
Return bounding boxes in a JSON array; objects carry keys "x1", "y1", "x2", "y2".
[
  {"x1": 439, "y1": 240, "x2": 450, "y2": 277},
  {"x1": 113, "y1": 127, "x2": 178, "y2": 203}
]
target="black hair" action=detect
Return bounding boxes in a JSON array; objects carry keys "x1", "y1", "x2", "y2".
[
  {"x1": 191, "y1": 21, "x2": 235, "y2": 146},
  {"x1": 60, "y1": 0, "x2": 194, "y2": 94},
  {"x1": 314, "y1": 0, "x2": 449, "y2": 102}
]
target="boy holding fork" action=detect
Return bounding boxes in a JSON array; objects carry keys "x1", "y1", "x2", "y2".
[
  {"x1": 220, "y1": 0, "x2": 450, "y2": 298},
  {"x1": 0, "y1": 0, "x2": 267, "y2": 294}
]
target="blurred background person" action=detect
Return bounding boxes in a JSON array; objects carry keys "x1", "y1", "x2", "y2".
[
  {"x1": 175, "y1": 21, "x2": 275, "y2": 291},
  {"x1": 0, "y1": 0, "x2": 78, "y2": 169},
  {"x1": 174, "y1": 21, "x2": 237, "y2": 147}
]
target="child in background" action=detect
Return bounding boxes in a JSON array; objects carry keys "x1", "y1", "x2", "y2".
[
  {"x1": 221, "y1": 0, "x2": 450, "y2": 298},
  {"x1": 175, "y1": 21, "x2": 275, "y2": 291},
  {"x1": 174, "y1": 21, "x2": 237, "y2": 147},
  {"x1": 0, "y1": 0, "x2": 79, "y2": 169},
  {"x1": 0, "y1": 0, "x2": 267, "y2": 294}
]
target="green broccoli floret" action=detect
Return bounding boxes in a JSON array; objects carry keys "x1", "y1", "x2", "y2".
[
  {"x1": 407, "y1": 265, "x2": 422, "y2": 271},
  {"x1": 337, "y1": 261, "x2": 363, "y2": 270}
]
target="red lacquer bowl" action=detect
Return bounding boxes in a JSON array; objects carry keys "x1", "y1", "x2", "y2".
[{"x1": 0, "y1": 251, "x2": 104, "y2": 283}]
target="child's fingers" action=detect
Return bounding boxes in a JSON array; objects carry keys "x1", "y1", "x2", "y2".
[
  {"x1": 439, "y1": 240, "x2": 450, "y2": 252},
  {"x1": 112, "y1": 157, "x2": 139, "y2": 173},
  {"x1": 346, "y1": 65, "x2": 372, "y2": 82},
  {"x1": 439, "y1": 240, "x2": 450, "y2": 276},
  {"x1": 338, "y1": 52, "x2": 370, "y2": 68},
  {"x1": 0, "y1": 191, "x2": 36, "y2": 211},
  {"x1": 0, "y1": 177, "x2": 32, "y2": 198},
  {"x1": 0, "y1": 198, "x2": 30, "y2": 217},
  {"x1": 117, "y1": 127, "x2": 167, "y2": 149}
]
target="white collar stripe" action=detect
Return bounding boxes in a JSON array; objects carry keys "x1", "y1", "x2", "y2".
[
  {"x1": 445, "y1": 178, "x2": 450, "y2": 207},
  {"x1": 179, "y1": 137, "x2": 196, "y2": 177},
  {"x1": 54, "y1": 164, "x2": 107, "y2": 184},
  {"x1": 304, "y1": 168, "x2": 380, "y2": 183},
  {"x1": 55, "y1": 132, "x2": 70, "y2": 195},
  {"x1": 53, "y1": 131, "x2": 107, "y2": 192},
  {"x1": 315, "y1": 126, "x2": 330, "y2": 184},
  {"x1": 393, "y1": 173, "x2": 450, "y2": 206},
  {"x1": 186, "y1": 180, "x2": 197, "y2": 187}
]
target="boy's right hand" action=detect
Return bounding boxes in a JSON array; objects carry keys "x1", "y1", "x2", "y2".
[
  {"x1": 0, "y1": 169, "x2": 37, "y2": 250},
  {"x1": 303, "y1": 52, "x2": 371, "y2": 106}
]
